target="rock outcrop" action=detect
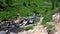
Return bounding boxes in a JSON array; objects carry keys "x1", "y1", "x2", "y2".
[
  {"x1": 18, "y1": 17, "x2": 48, "y2": 34},
  {"x1": 52, "y1": 13, "x2": 60, "y2": 22},
  {"x1": 54, "y1": 23, "x2": 60, "y2": 34},
  {"x1": 18, "y1": 25, "x2": 48, "y2": 34},
  {"x1": 46, "y1": 12, "x2": 60, "y2": 34}
]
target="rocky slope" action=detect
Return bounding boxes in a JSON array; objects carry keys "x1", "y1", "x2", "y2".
[{"x1": 18, "y1": 12, "x2": 60, "y2": 34}]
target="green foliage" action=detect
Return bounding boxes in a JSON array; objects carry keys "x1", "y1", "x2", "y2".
[
  {"x1": 41, "y1": 10, "x2": 52, "y2": 25},
  {"x1": 25, "y1": 25, "x2": 33, "y2": 31},
  {"x1": 47, "y1": 25, "x2": 54, "y2": 32},
  {"x1": 0, "y1": 0, "x2": 60, "y2": 25},
  {"x1": 0, "y1": 8, "x2": 18, "y2": 21},
  {"x1": 47, "y1": 25, "x2": 54, "y2": 30}
]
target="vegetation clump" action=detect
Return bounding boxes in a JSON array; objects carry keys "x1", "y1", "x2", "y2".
[{"x1": 0, "y1": 0, "x2": 60, "y2": 25}]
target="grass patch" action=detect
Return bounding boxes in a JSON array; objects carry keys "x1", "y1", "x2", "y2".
[
  {"x1": 47, "y1": 25, "x2": 54, "y2": 30},
  {"x1": 47, "y1": 25, "x2": 54, "y2": 32},
  {"x1": 25, "y1": 25, "x2": 34, "y2": 31},
  {"x1": 0, "y1": 0, "x2": 60, "y2": 25}
]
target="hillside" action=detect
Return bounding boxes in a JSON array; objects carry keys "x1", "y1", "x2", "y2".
[
  {"x1": 0, "y1": 0, "x2": 60, "y2": 34},
  {"x1": 0, "y1": 0, "x2": 60, "y2": 24}
]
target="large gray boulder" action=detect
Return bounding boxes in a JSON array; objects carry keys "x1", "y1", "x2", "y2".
[{"x1": 0, "y1": 31, "x2": 7, "y2": 34}]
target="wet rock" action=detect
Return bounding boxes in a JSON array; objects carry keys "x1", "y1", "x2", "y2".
[{"x1": 0, "y1": 30, "x2": 8, "y2": 34}]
